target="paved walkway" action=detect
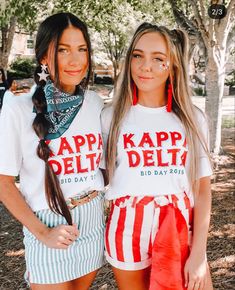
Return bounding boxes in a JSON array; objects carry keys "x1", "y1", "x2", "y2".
[
  {"x1": 103, "y1": 95, "x2": 235, "y2": 116},
  {"x1": 192, "y1": 96, "x2": 235, "y2": 116}
]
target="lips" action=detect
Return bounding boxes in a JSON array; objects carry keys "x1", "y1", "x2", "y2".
[
  {"x1": 138, "y1": 76, "x2": 154, "y2": 80},
  {"x1": 64, "y1": 69, "x2": 82, "y2": 76}
]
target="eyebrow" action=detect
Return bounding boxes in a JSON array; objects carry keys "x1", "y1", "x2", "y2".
[
  {"x1": 133, "y1": 49, "x2": 167, "y2": 57},
  {"x1": 58, "y1": 43, "x2": 87, "y2": 47}
]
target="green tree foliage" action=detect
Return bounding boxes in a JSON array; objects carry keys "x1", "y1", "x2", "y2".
[
  {"x1": 53, "y1": 0, "x2": 174, "y2": 79},
  {"x1": 9, "y1": 57, "x2": 36, "y2": 78},
  {"x1": 53, "y1": 0, "x2": 142, "y2": 79},
  {"x1": 90, "y1": 1, "x2": 144, "y2": 79},
  {"x1": 1, "y1": 0, "x2": 174, "y2": 77},
  {"x1": 225, "y1": 70, "x2": 235, "y2": 87},
  {"x1": 128, "y1": 0, "x2": 174, "y2": 25},
  {"x1": 0, "y1": 0, "x2": 51, "y2": 70}
]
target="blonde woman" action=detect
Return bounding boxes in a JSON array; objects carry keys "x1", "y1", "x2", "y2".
[{"x1": 101, "y1": 23, "x2": 213, "y2": 290}]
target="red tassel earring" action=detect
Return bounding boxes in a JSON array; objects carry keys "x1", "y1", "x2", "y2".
[
  {"x1": 132, "y1": 83, "x2": 138, "y2": 105},
  {"x1": 166, "y1": 82, "x2": 173, "y2": 112}
]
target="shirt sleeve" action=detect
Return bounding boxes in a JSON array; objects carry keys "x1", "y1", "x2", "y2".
[
  {"x1": 197, "y1": 111, "x2": 213, "y2": 179},
  {"x1": 0, "y1": 101, "x2": 23, "y2": 176}
]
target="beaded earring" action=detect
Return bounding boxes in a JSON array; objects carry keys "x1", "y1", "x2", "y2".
[
  {"x1": 166, "y1": 82, "x2": 173, "y2": 112},
  {"x1": 132, "y1": 82, "x2": 138, "y2": 106}
]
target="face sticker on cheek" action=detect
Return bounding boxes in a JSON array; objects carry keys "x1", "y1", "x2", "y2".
[{"x1": 159, "y1": 61, "x2": 170, "y2": 71}]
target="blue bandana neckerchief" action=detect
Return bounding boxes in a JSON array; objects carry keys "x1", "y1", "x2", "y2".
[{"x1": 34, "y1": 80, "x2": 85, "y2": 140}]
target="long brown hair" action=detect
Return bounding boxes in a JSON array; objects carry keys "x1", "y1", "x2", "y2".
[
  {"x1": 32, "y1": 13, "x2": 92, "y2": 224},
  {"x1": 106, "y1": 22, "x2": 211, "y2": 193}
]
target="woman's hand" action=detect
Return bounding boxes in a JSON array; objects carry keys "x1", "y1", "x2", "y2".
[
  {"x1": 0, "y1": 176, "x2": 79, "y2": 250},
  {"x1": 39, "y1": 224, "x2": 79, "y2": 249},
  {"x1": 184, "y1": 253, "x2": 207, "y2": 290}
]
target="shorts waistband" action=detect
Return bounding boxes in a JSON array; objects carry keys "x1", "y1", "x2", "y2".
[{"x1": 112, "y1": 192, "x2": 191, "y2": 208}]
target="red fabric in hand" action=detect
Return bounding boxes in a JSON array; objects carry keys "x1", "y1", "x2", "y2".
[{"x1": 149, "y1": 204, "x2": 189, "y2": 290}]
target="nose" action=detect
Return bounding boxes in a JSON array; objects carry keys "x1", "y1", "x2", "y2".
[
  {"x1": 68, "y1": 51, "x2": 80, "y2": 66},
  {"x1": 140, "y1": 57, "x2": 152, "y2": 72}
]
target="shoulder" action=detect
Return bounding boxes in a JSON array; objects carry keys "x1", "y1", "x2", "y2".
[
  {"x1": 0, "y1": 92, "x2": 33, "y2": 132},
  {"x1": 2, "y1": 92, "x2": 33, "y2": 114},
  {"x1": 84, "y1": 90, "x2": 104, "y2": 110},
  {"x1": 3, "y1": 90, "x2": 13, "y2": 97}
]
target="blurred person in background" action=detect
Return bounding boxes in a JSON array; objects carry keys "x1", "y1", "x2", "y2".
[
  {"x1": 2, "y1": 76, "x2": 18, "y2": 105},
  {"x1": 0, "y1": 68, "x2": 8, "y2": 110}
]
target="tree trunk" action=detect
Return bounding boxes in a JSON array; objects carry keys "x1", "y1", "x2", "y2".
[
  {"x1": 205, "y1": 49, "x2": 226, "y2": 154},
  {"x1": 112, "y1": 60, "x2": 118, "y2": 81},
  {"x1": 0, "y1": 17, "x2": 17, "y2": 70},
  {"x1": 168, "y1": 0, "x2": 235, "y2": 156}
]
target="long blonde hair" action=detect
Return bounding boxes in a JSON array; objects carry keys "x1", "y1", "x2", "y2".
[{"x1": 106, "y1": 22, "x2": 211, "y2": 193}]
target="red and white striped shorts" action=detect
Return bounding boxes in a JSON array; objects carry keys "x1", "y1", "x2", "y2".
[{"x1": 105, "y1": 192, "x2": 193, "y2": 270}]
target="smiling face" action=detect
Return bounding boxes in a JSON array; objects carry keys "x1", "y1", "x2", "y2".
[
  {"x1": 131, "y1": 32, "x2": 170, "y2": 103},
  {"x1": 44, "y1": 26, "x2": 89, "y2": 94}
]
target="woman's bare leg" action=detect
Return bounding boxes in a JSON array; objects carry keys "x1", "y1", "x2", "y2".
[
  {"x1": 31, "y1": 269, "x2": 98, "y2": 290},
  {"x1": 71, "y1": 269, "x2": 99, "y2": 290},
  {"x1": 112, "y1": 266, "x2": 151, "y2": 290},
  {"x1": 31, "y1": 281, "x2": 71, "y2": 290}
]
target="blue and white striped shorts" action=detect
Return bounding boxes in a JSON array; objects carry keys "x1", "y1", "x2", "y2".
[{"x1": 23, "y1": 193, "x2": 105, "y2": 284}]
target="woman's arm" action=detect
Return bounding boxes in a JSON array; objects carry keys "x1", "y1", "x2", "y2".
[
  {"x1": 184, "y1": 176, "x2": 212, "y2": 290},
  {"x1": 0, "y1": 175, "x2": 79, "y2": 249}
]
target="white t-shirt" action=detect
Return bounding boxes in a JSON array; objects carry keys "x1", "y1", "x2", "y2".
[
  {"x1": 2, "y1": 90, "x2": 14, "y2": 105},
  {"x1": 0, "y1": 90, "x2": 104, "y2": 211},
  {"x1": 101, "y1": 104, "x2": 212, "y2": 201}
]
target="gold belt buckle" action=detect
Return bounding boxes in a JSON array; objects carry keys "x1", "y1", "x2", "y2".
[
  {"x1": 66, "y1": 198, "x2": 77, "y2": 210},
  {"x1": 86, "y1": 192, "x2": 92, "y2": 201},
  {"x1": 80, "y1": 190, "x2": 95, "y2": 201},
  {"x1": 67, "y1": 190, "x2": 96, "y2": 209}
]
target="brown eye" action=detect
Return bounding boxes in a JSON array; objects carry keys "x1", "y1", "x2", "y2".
[
  {"x1": 58, "y1": 48, "x2": 69, "y2": 53},
  {"x1": 132, "y1": 54, "x2": 141, "y2": 58},
  {"x1": 78, "y1": 47, "x2": 87, "y2": 52},
  {"x1": 154, "y1": 58, "x2": 164, "y2": 62}
]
